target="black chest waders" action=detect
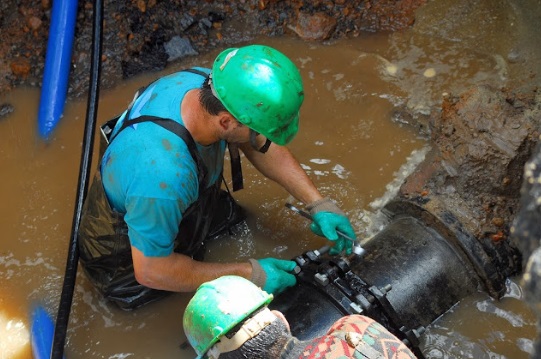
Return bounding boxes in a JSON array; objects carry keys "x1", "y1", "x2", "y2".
[{"x1": 78, "y1": 69, "x2": 245, "y2": 310}]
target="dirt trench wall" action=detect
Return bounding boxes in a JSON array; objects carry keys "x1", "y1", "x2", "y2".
[
  {"x1": 398, "y1": 85, "x2": 541, "y2": 293},
  {"x1": 0, "y1": 0, "x2": 425, "y2": 99}
]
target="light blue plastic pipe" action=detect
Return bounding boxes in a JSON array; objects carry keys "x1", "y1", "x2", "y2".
[{"x1": 37, "y1": 0, "x2": 78, "y2": 139}]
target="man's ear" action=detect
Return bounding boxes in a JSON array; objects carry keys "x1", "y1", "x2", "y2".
[{"x1": 218, "y1": 112, "x2": 236, "y2": 130}]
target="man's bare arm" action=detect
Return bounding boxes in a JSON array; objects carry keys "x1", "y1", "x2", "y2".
[
  {"x1": 238, "y1": 142, "x2": 323, "y2": 205},
  {"x1": 131, "y1": 246, "x2": 253, "y2": 292}
]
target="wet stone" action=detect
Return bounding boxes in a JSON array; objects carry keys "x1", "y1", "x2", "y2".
[
  {"x1": 178, "y1": 13, "x2": 196, "y2": 31},
  {"x1": 27, "y1": 15, "x2": 42, "y2": 31},
  {"x1": 164, "y1": 36, "x2": 198, "y2": 62},
  {"x1": 0, "y1": 103, "x2": 14, "y2": 119},
  {"x1": 10, "y1": 59, "x2": 31, "y2": 77},
  {"x1": 290, "y1": 12, "x2": 338, "y2": 41}
]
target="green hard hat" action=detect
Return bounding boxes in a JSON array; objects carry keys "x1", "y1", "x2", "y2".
[
  {"x1": 211, "y1": 44, "x2": 304, "y2": 146},
  {"x1": 183, "y1": 276, "x2": 274, "y2": 358}
]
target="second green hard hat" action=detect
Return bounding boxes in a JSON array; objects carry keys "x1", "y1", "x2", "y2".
[{"x1": 183, "y1": 276, "x2": 273, "y2": 358}]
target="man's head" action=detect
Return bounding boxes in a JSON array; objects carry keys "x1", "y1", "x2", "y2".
[
  {"x1": 183, "y1": 275, "x2": 291, "y2": 359},
  {"x1": 205, "y1": 44, "x2": 304, "y2": 148}
]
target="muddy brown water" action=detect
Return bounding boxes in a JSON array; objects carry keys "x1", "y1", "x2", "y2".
[{"x1": 0, "y1": 27, "x2": 537, "y2": 359}]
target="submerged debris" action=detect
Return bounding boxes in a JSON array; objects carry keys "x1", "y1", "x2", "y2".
[{"x1": 0, "y1": 103, "x2": 14, "y2": 119}]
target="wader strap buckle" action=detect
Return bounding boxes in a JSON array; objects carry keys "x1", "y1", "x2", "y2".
[{"x1": 228, "y1": 143, "x2": 244, "y2": 191}]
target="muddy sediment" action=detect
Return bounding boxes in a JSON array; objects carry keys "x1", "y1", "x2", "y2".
[
  {"x1": 402, "y1": 86, "x2": 540, "y2": 241},
  {"x1": 0, "y1": 0, "x2": 424, "y2": 98},
  {"x1": 399, "y1": 85, "x2": 541, "y2": 292}
]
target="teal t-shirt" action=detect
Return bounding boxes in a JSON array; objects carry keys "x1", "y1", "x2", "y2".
[{"x1": 101, "y1": 68, "x2": 226, "y2": 257}]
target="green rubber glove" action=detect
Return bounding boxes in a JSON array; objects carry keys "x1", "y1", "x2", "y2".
[
  {"x1": 307, "y1": 197, "x2": 356, "y2": 255},
  {"x1": 249, "y1": 258, "x2": 297, "y2": 295}
]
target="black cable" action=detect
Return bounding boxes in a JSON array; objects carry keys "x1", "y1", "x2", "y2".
[{"x1": 50, "y1": 0, "x2": 103, "y2": 357}]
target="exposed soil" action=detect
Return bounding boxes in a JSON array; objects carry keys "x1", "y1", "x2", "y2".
[{"x1": 0, "y1": 0, "x2": 425, "y2": 98}]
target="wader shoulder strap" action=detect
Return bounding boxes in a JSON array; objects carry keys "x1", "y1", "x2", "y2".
[
  {"x1": 181, "y1": 67, "x2": 244, "y2": 191},
  {"x1": 120, "y1": 67, "x2": 210, "y2": 133},
  {"x1": 228, "y1": 143, "x2": 244, "y2": 191},
  {"x1": 151, "y1": 117, "x2": 208, "y2": 190},
  {"x1": 106, "y1": 67, "x2": 242, "y2": 192},
  {"x1": 115, "y1": 115, "x2": 208, "y2": 192},
  {"x1": 181, "y1": 68, "x2": 209, "y2": 78}
]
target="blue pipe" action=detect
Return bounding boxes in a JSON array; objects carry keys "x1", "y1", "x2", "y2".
[
  {"x1": 31, "y1": 306, "x2": 65, "y2": 359},
  {"x1": 37, "y1": 0, "x2": 78, "y2": 139}
]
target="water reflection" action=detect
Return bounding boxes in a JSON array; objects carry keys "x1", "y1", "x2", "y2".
[
  {"x1": 422, "y1": 279, "x2": 535, "y2": 358},
  {"x1": 0, "y1": 311, "x2": 29, "y2": 359}
]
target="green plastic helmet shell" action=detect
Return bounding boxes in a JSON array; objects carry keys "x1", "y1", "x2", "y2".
[
  {"x1": 183, "y1": 276, "x2": 273, "y2": 358},
  {"x1": 211, "y1": 44, "x2": 304, "y2": 146}
]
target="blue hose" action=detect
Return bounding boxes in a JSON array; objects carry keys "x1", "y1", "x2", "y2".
[
  {"x1": 31, "y1": 306, "x2": 65, "y2": 359},
  {"x1": 37, "y1": 0, "x2": 78, "y2": 139}
]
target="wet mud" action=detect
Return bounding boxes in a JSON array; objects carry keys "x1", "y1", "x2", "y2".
[{"x1": 0, "y1": 0, "x2": 425, "y2": 98}]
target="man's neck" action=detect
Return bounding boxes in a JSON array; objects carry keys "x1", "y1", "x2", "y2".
[{"x1": 181, "y1": 89, "x2": 218, "y2": 146}]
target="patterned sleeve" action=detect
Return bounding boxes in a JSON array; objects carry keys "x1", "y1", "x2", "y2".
[
  {"x1": 299, "y1": 315, "x2": 417, "y2": 359},
  {"x1": 329, "y1": 315, "x2": 417, "y2": 359}
]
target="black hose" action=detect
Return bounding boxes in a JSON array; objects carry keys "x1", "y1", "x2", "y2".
[{"x1": 50, "y1": 0, "x2": 103, "y2": 358}]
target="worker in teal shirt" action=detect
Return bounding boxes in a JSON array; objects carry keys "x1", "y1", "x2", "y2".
[
  {"x1": 101, "y1": 68, "x2": 225, "y2": 257},
  {"x1": 78, "y1": 45, "x2": 357, "y2": 310}
]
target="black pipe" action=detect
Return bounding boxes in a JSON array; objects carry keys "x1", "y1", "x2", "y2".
[
  {"x1": 50, "y1": 1, "x2": 103, "y2": 358},
  {"x1": 270, "y1": 200, "x2": 510, "y2": 357}
]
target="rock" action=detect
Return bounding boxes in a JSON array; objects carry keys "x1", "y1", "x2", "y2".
[
  {"x1": 178, "y1": 13, "x2": 196, "y2": 32},
  {"x1": 290, "y1": 12, "x2": 337, "y2": 41},
  {"x1": 0, "y1": 103, "x2": 14, "y2": 119},
  {"x1": 27, "y1": 16, "x2": 42, "y2": 31},
  {"x1": 164, "y1": 36, "x2": 198, "y2": 62},
  {"x1": 136, "y1": 0, "x2": 146, "y2": 13},
  {"x1": 10, "y1": 59, "x2": 31, "y2": 77}
]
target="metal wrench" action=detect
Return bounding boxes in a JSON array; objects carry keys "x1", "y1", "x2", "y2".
[{"x1": 285, "y1": 203, "x2": 366, "y2": 256}]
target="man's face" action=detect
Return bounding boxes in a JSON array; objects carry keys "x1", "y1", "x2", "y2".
[
  {"x1": 224, "y1": 119, "x2": 251, "y2": 144},
  {"x1": 226, "y1": 119, "x2": 271, "y2": 149}
]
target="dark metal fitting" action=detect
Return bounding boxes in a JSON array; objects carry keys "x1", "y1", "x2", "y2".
[
  {"x1": 349, "y1": 302, "x2": 364, "y2": 314},
  {"x1": 294, "y1": 256, "x2": 307, "y2": 267},
  {"x1": 380, "y1": 284, "x2": 392, "y2": 294},
  {"x1": 305, "y1": 250, "x2": 320, "y2": 262},
  {"x1": 314, "y1": 272, "x2": 330, "y2": 286},
  {"x1": 354, "y1": 294, "x2": 372, "y2": 311}
]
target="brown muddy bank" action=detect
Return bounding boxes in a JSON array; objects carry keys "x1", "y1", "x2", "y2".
[{"x1": 0, "y1": 0, "x2": 424, "y2": 99}]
